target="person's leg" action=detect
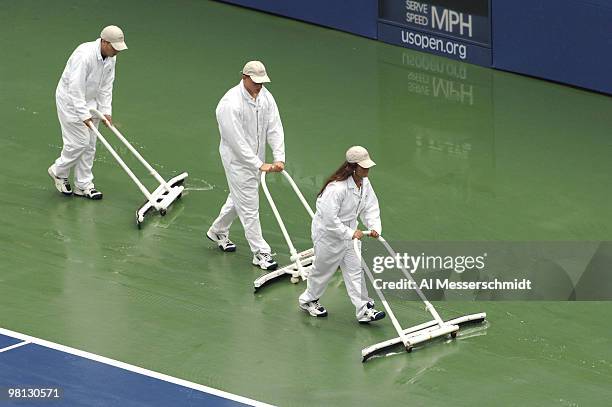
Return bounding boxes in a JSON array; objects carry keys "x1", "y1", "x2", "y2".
[
  {"x1": 228, "y1": 170, "x2": 270, "y2": 254},
  {"x1": 207, "y1": 193, "x2": 239, "y2": 252},
  {"x1": 210, "y1": 193, "x2": 238, "y2": 235},
  {"x1": 52, "y1": 119, "x2": 90, "y2": 180},
  {"x1": 339, "y1": 240, "x2": 371, "y2": 320},
  {"x1": 73, "y1": 120, "x2": 98, "y2": 191},
  {"x1": 299, "y1": 239, "x2": 344, "y2": 306}
]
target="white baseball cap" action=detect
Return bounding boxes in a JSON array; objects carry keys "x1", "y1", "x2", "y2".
[
  {"x1": 242, "y1": 61, "x2": 270, "y2": 83},
  {"x1": 346, "y1": 146, "x2": 376, "y2": 168},
  {"x1": 100, "y1": 25, "x2": 128, "y2": 51}
]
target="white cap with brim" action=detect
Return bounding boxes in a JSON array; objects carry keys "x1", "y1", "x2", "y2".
[
  {"x1": 101, "y1": 25, "x2": 128, "y2": 51},
  {"x1": 346, "y1": 145, "x2": 376, "y2": 168},
  {"x1": 242, "y1": 60, "x2": 270, "y2": 83}
]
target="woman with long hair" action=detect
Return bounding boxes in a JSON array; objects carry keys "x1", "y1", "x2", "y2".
[{"x1": 298, "y1": 146, "x2": 385, "y2": 323}]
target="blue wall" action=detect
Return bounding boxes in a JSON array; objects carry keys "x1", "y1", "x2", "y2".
[
  {"x1": 217, "y1": 0, "x2": 612, "y2": 95},
  {"x1": 492, "y1": 0, "x2": 612, "y2": 95},
  {"x1": 219, "y1": 0, "x2": 378, "y2": 39}
]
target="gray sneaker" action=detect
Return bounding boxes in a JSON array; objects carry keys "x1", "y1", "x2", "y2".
[
  {"x1": 299, "y1": 300, "x2": 328, "y2": 317},
  {"x1": 358, "y1": 308, "x2": 386, "y2": 324},
  {"x1": 74, "y1": 187, "x2": 103, "y2": 200},
  {"x1": 206, "y1": 229, "x2": 236, "y2": 252},
  {"x1": 48, "y1": 166, "x2": 72, "y2": 195},
  {"x1": 252, "y1": 252, "x2": 278, "y2": 270}
]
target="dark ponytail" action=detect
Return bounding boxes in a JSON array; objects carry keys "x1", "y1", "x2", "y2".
[{"x1": 318, "y1": 161, "x2": 357, "y2": 197}]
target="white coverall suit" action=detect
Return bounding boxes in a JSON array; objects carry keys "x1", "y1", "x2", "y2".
[
  {"x1": 299, "y1": 176, "x2": 381, "y2": 320},
  {"x1": 51, "y1": 38, "x2": 116, "y2": 190},
  {"x1": 210, "y1": 80, "x2": 285, "y2": 254}
]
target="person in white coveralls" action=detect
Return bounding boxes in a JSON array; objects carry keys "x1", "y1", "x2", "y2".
[
  {"x1": 48, "y1": 25, "x2": 128, "y2": 200},
  {"x1": 207, "y1": 61, "x2": 285, "y2": 271},
  {"x1": 299, "y1": 146, "x2": 386, "y2": 323}
]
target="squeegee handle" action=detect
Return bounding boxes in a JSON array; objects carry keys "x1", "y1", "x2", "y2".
[
  {"x1": 279, "y1": 170, "x2": 315, "y2": 219},
  {"x1": 353, "y1": 237, "x2": 412, "y2": 350},
  {"x1": 89, "y1": 109, "x2": 172, "y2": 192},
  {"x1": 86, "y1": 122, "x2": 155, "y2": 203},
  {"x1": 260, "y1": 171, "x2": 298, "y2": 255},
  {"x1": 362, "y1": 230, "x2": 446, "y2": 326}
]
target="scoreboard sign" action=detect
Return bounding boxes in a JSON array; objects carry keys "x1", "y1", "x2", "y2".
[{"x1": 378, "y1": 0, "x2": 492, "y2": 66}]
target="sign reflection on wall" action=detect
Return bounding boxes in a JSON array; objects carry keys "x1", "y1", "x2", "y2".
[
  {"x1": 417, "y1": 134, "x2": 472, "y2": 159},
  {"x1": 401, "y1": 52, "x2": 474, "y2": 106},
  {"x1": 377, "y1": 45, "x2": 495, "y2": 201}
]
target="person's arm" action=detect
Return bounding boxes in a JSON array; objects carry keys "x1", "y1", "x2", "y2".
[
  {"x1": 359, "y1": 184, "x2": 382, "y2": 236},
  {"x1": 66, "y1": 52, "x2": 91, "y2": 123},
  {"x1": 319, "y1": 184, "x2": 355, "y2": 241},
  {"x1": 216, "y1": 102, "x2": 264, "y2": 170},
  {"x1": 97, "y1": 58, "x2": 115, "y2": 123},
  {"x1": 266, "y1": 94, "x2": 285, "y2": 167}
]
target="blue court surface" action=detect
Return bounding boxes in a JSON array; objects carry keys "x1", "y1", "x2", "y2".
[{"x1": 0, "y1": 329, "x2": 271, "y2": 407}]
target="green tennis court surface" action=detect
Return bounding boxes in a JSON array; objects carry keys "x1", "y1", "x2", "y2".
[{"x1": 1, "y1": 1, "x2": 611, "y2": 405}]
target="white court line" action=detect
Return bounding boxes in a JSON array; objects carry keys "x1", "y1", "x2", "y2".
[
  {"x1": 0, "y1": 327, "x2": 274, "y2": 407},
  {"x1": 0, "y1": 341, "x2": 30, "y2": 353},
  {"x1": 184, "y1": 187, "x2": 213, "y2": 191}
]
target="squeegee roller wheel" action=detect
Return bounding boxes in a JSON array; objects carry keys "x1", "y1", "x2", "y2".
[{"x1": 159, "y1": 208, "x2": 167, "y2": 216}]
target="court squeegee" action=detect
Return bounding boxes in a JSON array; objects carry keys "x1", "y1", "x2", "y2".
[
  {"x1": 254, "y1": 170, "x2": 315, "y2": 292},
  {"x1": 355, "y1": 231, "x2": 487, "y2": 362},
  {"x1": 87, "y1": 108, "x2": 188, "y2": 228}
]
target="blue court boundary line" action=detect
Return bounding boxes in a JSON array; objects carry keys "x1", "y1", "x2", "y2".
[{"x1": 0, "y1": 327, "x2": 274, "y2": 407}]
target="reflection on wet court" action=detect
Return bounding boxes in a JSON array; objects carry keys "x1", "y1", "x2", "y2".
[{"x1": 1, "y1": 1, "x2": 611, "y2": 406}]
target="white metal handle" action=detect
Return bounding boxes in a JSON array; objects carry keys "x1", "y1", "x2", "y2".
[
  {"x1": 260, "y1": 171, "x2": 301, "y2": 270},
  {"x1": 260, "y1": 170, "x2": 315, "y2": 268},
  {"x1": 278, "y1": 170, "x2": 315, "y2": 219},
  {"x1": 86, "y1": 121, "x2": 155, "y2": 203},
  {"x1": 89, "y1": 108, "x2": 172, "y2": 193},
  {"x1": 361, "y1": 230, "x2": 446, "y2": 327},
  {"x1": 353, "y1": 236, "x2": 412, "y2": 351}
]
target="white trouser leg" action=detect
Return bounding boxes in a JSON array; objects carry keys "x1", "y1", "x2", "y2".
[
  {"x1": 221, "y1": 166, "x2": 270, "y2": 254},
  {"x1": 299, "y1": 239, "x2": 344, "y2": 305},
  {"x1": 73, "y1": 121, "x2": 98, "y2": 190},
  {"x1": 339, "y1": 240, "x2": 370, "y2": 319},
  {"x1": 52, "y1": 119, "x2": 95, "y2": 184},
  {"x1": 210, "y1": 194, "x2": 238, "y2": 235}
]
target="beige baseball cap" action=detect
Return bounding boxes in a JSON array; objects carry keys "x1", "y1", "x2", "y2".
[
  {"x1": 100, "y1": 25, "x2": 128, "y2": 51},
  {"x1": 242, "y1": 60, "x2": 270, "y2": 83},
  {"x1": 346, "y1": 146, "x2": 376, "y2": 168}
]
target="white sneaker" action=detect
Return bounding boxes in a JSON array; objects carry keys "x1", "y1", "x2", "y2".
[
  {"x1": 206, "y1": 229, "x2": 236, "y2": 252},
  {"x1": 48, "y1": 166, "x2": 72, "y2": 195},
  {"x1": 252, "y1": 252, "x2": 278, "y2": 270},
  {"x1": 299, "y1": 299, "x2": 328, "y2": 317},
  {"x1": 74, "y1": 187, "x2": 103, "y2": 200},
  {"x1": 358, "y1": 308, "x2": 386, "y2": 324}
]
